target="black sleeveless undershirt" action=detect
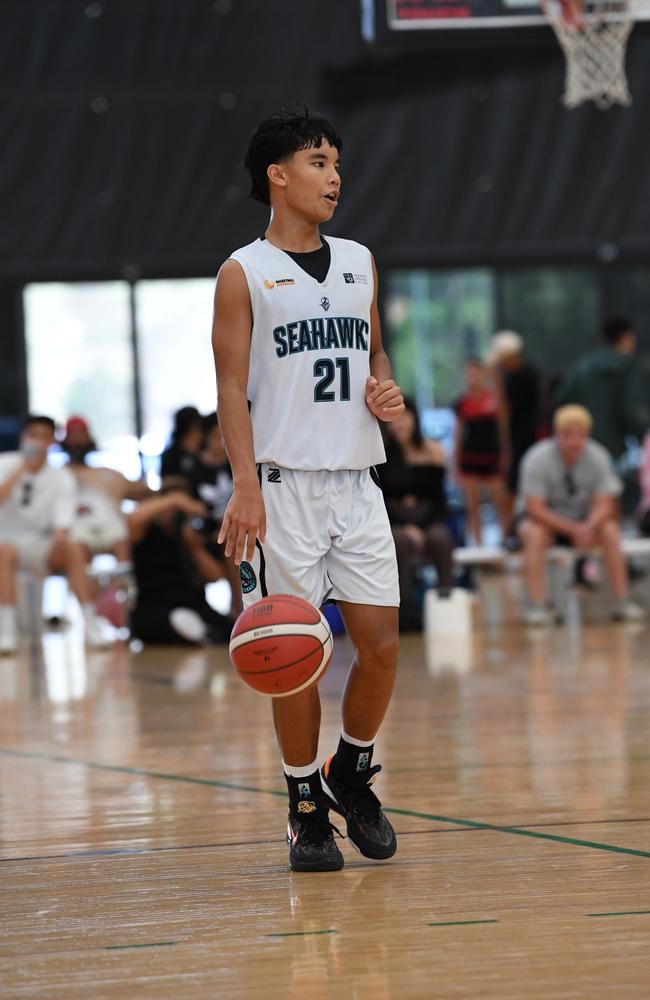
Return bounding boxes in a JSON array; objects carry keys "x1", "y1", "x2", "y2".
[{"x1": 261, "y1": 235, "x2": 331, "y2": 283}]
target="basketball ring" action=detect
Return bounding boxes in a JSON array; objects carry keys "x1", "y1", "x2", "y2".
[{"x1": 542, "y1": 0, "x2": 635, "y2": 108}]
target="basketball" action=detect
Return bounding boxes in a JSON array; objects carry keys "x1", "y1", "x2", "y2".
[{"x1": 229, "y1": 595, "x2": 334, "y2": 697}]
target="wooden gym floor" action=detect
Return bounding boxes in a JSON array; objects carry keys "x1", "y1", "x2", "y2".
[{"x1": 1, "y1": 577, "x2": 650, "y2": 999}]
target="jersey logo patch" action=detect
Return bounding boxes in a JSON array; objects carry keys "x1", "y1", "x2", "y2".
[
  {"x1": 343, "y1": 272, "x2": 355, "y2": 283},
  {"x1": 320, "y1": 296, "x2": 330, "y2": 311},
  {"x1": 239, "y1": 561, "x2": 257, "y2": 594},
  {"x1": 275, "y1": 278, "x2": 295, "y2": 286},
  {"x1": 267, "y1": 467, "x2": 281, "y2": 483},
  {"x1": 264, "y1": 279, "x2": 275, "y2": 289}
]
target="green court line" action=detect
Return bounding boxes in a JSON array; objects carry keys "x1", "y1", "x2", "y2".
[
  {"x1": 428, "y1": 919, "x2": 498, "y2": 927},
  {"x1": 105, "y1": 941, "x2": 176, "y2": 950},
  {"x1": 1, "y1": 747, "x2": 649, "y2": 861},
  {"x1": 586, "y1": 910, "x2": 650, "y2": 918},
  {"x1": 266, "y1": 930, "x2": 337, "y2": 938}
]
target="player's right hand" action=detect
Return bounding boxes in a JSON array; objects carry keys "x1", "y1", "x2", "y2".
[{"x1": 218, "y1": 484, "x2": 266, "y2": 566}]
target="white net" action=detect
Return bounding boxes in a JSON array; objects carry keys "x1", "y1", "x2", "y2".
[{"x1": 544, "y1": 0, "x2": 634, "y2": 109}]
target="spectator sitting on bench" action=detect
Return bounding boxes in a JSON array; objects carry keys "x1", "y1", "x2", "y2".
[
  {"x1": 517, "y1": 404, "x2": 645, "y2": 626},
  {"x1": 0, "y1": 415, "x2": 110, "y2": 653},
  {"x1": 187, "y1": 412, "x2": 241, "y2": 616},
  {"x1": 128, "y1": 478, "x2": 233, "y2": 646},
  {"x1": 379, "y1": 397, "x2": 454, "y2": 632},
  {"x1": 63, "y1": 415, "x2": 150, "y2": 566}
]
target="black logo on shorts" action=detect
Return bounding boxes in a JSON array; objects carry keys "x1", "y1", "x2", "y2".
[
  {"x1": 343, "y1": 272, "x2": 355, "y2": 283},
  {"x1": 239, "y1": 561, "x2": 257, "y2": 595},
  {"x1": 320, "y1": 296, "x2": 330, "y2": 311},
  {"x1": 267, "y1": 467, "x2": 281, "y2": 483}
]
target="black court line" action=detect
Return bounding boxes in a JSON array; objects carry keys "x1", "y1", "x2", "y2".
[
  {"x1": 5, "y1": 818, "x2": 649, "y2": 866},
  {"x1": 428, "y1": 919, "x2": 498, "y2": 927},
  {"x1": 105, "y1": 941, "x2": 176, "y2": 950},
  {"x1": 131, "y1": 673, "x2": 175, "y2": 686},
  {"x1": 1, "y1": 747, "x2": 649, "y2": 861},
  {"x1": 267, "y1": 930, "x2": 337, "y2": 938},
  {"x1": 0, "y1": 837, "x2": 292, "y2": 865},
  {"x1": 586, "y1": 910, "x2": 650, "y2": 918}
]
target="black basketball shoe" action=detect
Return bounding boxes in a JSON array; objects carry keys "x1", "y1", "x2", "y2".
[
  {"x1": 321, "y1": 754, "x2": 397, "y2": 860},
  {"x1": 287, "y1": 797, "x2": 344, "y2": 872}
]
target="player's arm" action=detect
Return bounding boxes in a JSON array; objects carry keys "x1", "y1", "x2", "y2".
[
  {"x1": 365, "y1": 255, "x2": 404, "y2": 422},
  {"x1": 212, "y1": 259, "x2": 266, "y2": 566}
]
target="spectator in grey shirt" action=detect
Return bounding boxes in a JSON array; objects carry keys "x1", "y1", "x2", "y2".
[{"x1": 517, "y1": 405, "x2": 645, "y2": 626}]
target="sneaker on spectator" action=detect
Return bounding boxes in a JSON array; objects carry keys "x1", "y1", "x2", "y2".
[
  {"x1": 85, "y1": 615, "x2": 112, "y2": 648},
  {"x1": 524, "y1": 605, "x2": 552, "y2": 627},
  {"x1": 611, "y1": 600, "x2": 646, "y2": 623},
  {"x1": 169, "y1": 608, "x2": 208, "y2": 644}
]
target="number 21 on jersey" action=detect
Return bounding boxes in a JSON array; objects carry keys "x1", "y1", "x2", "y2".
[{"x1": 313, "y1": 357, "x2": 350, "y2": 402}]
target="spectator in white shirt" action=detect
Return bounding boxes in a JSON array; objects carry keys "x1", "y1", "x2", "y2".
[
  {"x1": 0, "y1": 415, "x2": 108, "y2": 652},
  {"x1": 62, "y1": 415, "x2": 150, "y2": 562}
]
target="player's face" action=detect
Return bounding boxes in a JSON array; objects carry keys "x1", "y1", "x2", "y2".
[{"x1": 277, "y1": 142, "x2": 341, "y2": 223}]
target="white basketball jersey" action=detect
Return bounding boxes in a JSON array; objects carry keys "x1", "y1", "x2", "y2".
[{"x1": 228, "y1": 236, "x2": 386, "y2": 471}]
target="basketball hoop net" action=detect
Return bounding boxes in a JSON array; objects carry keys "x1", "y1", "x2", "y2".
[{"x1": 543, "y1": 0, "x2": 634, "y2": 109}]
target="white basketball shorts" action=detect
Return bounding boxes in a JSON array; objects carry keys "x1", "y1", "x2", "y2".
[{"x1": 240, "y1": 465, "x2": 399, "y2": 610}]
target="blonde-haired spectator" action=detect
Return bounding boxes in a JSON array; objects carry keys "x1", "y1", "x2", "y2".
[{"x1": 516, "y1": 405, "x2": 645, "y2": 625}]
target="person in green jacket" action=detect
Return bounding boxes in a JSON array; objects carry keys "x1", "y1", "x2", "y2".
[{"x1": 556, "y1": 317, "x2": 649, "y2": 463}]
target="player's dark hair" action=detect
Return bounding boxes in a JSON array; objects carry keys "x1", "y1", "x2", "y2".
[
  {"x1": 22, "y1": 414, "x2": 55, "y2": 434},
  {"x1": 244, "y1": 104, "x2": 342, "y2": 206},
  {"x1": 603, "y1": 316, "x2": 633, "y2": 345}
]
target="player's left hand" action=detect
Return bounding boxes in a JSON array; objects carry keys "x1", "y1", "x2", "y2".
[{"x1": 365, "y1": 377, "x2": 405, "y2": 422}]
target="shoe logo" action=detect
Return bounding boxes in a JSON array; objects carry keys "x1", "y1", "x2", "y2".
[
  {"x1": 239, "y1": 561, "x2": 257, "y2": 595},
  {"x1": 356, "y1": 752, "x2": 370, "y2": 772},
  {"x1": 298, "y1": 782, "x2": 311, "y2": 799},
  {"x1": 267, "y1": 467, "x2": 281, "y2": 483},
  {"x1": 320, "y1": 296, "x2": 330, "y2": 311},
  {"x1": 297, "y1": 800, "x2": 316, "y2": 814},
  {"x1": 343, "y1": 272, "x2": 355, "y2": 283}
]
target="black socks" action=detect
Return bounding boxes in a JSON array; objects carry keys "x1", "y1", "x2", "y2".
[{"x1": 334, "y1": 734, "x2": 374, "y2": 782}]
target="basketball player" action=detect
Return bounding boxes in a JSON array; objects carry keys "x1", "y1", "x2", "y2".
[{"x1": 212, "y1": 107, "x2": 404, "y2": 872}]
